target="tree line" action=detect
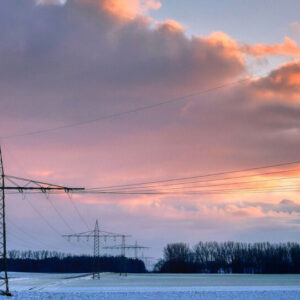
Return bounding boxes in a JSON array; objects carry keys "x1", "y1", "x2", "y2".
[
  {"x1": 155, "y1": 242, "x2": 300, "y2": 274},
  {"x1": 4, "y1": 250, "x2": 146, "y2": 273}
]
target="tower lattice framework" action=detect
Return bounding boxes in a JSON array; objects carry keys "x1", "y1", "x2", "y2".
[
  {"x1": 93, "y1": 220, "x2": 100, "y2": 279},
  {"x1": 0, "y1": 146, "x2": 10, "y2": 296}
]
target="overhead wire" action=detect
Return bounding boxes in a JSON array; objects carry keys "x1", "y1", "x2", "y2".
[
  {"x1": 0, "y1": 73, "x2": 266, "y2": 140},
  {"x1": 41, "y1": 193, "x2": 92, "y2": 251},
  {"x1": 79, "y1": 161, "x2": 300, "y2": 195},
  {"x1": 24, "y1": 196, "x2": 64, "y2": 237},
  {"x1": 66, "y1": 193, "x2": 90, "y2": 231},
  {"x1": 86, "y1": 160, "x2": 300, "y2": 191},
  {"x1": 6, "y1": 218, "x2": 66, "y2": 252},
  {"x1": 98, "y1": 175, "x2": 300, "y2": 194},
  {"x1": 25, "y1": 195, "x2": 92, "y2": 252},
  {"x1": 7, "y1": 231, "x2": 34, "y2": 250},
  {"x1": 7, "y1": 185, "x2": 299, "y2": 195},
  {"x1": 74, "y1": 186, "x2": 300, "y2": 196},
  {"x1": 43, "y1": 194, "x2": 76, "y2": 234}
]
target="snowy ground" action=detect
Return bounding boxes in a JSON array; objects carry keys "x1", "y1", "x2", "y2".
[{"x1": 4, "y1": 272, "x2": 300, "y2": 299}]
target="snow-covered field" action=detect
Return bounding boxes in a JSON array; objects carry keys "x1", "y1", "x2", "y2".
[{"x1": 5, "y1": 272, "x2": 300, "y2": 299}]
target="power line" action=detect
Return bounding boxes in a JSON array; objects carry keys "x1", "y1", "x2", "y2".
[
  {"x1": 103, "y1": 174, "x2": 300, "y2": 193},
  {"x1": 5, "y1": 170, "x2": 300, "y2": 196},
  {"x1": 93, "y1": 168, "x2": 300, "y2": 193},
  {"x1": 44, "y1": 195, "x2": 76, "y2": 234},
  {"x1": 86, "y1": 160, "x2": 300, "y2": 191},
  {"x1": 40, "y1": 194, "x2": 92, "y2": 252},
  {"x1": 24, "y1": 197, "x2": 63, "y2": 237},
  {"x1": 75, "y1": 186, "x2": 300, "y2": 196},
  {"x1": 6, "y1": 218, "x2": 65, "y2": 251},
  {"x1": 67, "y1": 194, "x2": 90, "y2": 231},
  {"x1": 0, "y1": 75, "x2": 262, "y2": 140},
  {"x1": 76, "y1": 182, "x2": 300, "y2": 196},
  {"x1": 23, "y1": 196, "x2": 91, "y2": 252},
  {"x1": 7, "y1": 231, "x2": 34, "y2": 250}
]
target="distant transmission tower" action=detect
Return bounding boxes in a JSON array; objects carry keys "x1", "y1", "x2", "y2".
[
  {"x1": 63, "y1": 220, "x2": 129, "y2": 279},
  {"x1": 0, "y1": 144, "x2": 84, "y2": 296},
  {"x1": 93, "y1": 220, "x2": 100, "y2": 279},
  {"x1": 103, "y1": 240, "x2": 149, "y2": 275},
  {"x1": 104, "y1": 240, "x2": 149, "y2": 258}
]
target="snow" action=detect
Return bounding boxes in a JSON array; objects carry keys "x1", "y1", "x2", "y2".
[{"x1": 4, "y1": 273, "x2": 300, "y2": 299}]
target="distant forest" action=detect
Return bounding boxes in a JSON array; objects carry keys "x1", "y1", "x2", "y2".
[
  {"x1": 155, "y1": 242, "x2": 300, "y2": 274},
  {"x1": 5, "y1": 250, "x2": 146, "y2": 273}
]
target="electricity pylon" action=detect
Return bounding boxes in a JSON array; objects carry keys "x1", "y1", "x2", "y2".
[
  {"x1": 0, "y1": 144, "x2": 84, "y2": 296},
  {"x1": 63, "y1": 220, "x2": 130, "y2": 279},
  {"x1": 103, "y1": 240, "x2": 149, "y2": 258},
  {"x1": 93, "y1": 220, "x2": 100, "y2": 279},
  {"x1": 133, "y1": 241, "x2": 150, "y2": 259},
  {"x1": 103, "y1": 240, "x2": 149, "y2": 276}
]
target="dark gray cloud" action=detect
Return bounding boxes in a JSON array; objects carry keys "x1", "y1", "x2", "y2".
[{"x1": 0, "y1": 0, "x2": 245, "y2": 125}]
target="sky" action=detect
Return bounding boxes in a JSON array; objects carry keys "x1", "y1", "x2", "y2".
[
  {"x1": 1, "y1": 0, "x2": 300, "y2": 261},
  {"x1": 153, "y1": 1, "x2": 300, "y2": 42}
]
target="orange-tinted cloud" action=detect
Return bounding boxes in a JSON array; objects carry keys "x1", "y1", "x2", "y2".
[
  {"x1": 252, "y1": 60, "x2": 300, "y2": 99},
  {"x1": 81, "y1": 0, "x2": 161, "y2": 19},
  {"x1": 241, "y1": 37, "x2": 300, "y2": 57},
  {"x1": 156, "y1": 19, "x2": 184, "y2": 33},
  {"x1": 204, "y1": 31, "x2": 244, "y2": 64}
]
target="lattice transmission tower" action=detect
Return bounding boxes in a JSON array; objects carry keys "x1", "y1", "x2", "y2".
[
  {"x1": 0, "y1": 144, "x2": 84, "y2": 296},
  {"x1": 63, "y1": 220, "x2": 130, "y2": 279},
  {"x1": 104, "y1": 240, "x2": 149, "y2": 258},
  {"x1": 103, "y1": 240, "x2": 149, "y2": 275}
]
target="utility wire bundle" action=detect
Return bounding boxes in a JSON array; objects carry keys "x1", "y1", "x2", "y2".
[{"x1": 76, "y1": 160, "x2": 300, "y2": 196}]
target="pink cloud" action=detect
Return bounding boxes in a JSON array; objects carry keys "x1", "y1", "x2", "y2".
[
  {"x1": 252, "y1": 60, "x2": 300, "y2": 100},
  {"x1": 80, "y1": 0, "x2": 161, "y2": 19},
  {"x1": 241, "y1": 37, "x2": 300, "y2": 57},
  {"x1": 28, "y1": 170, "x2": 54, "y2": 178}
]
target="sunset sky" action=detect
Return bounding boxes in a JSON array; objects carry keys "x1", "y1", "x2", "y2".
[{"x1": 1, "y1": 0, "x2": 300, "y2": 259}]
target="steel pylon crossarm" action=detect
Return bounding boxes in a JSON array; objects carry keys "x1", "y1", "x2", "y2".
[
  {"x1": 103, "y1": 241, "x2": 149, "y2": 259},
  {"x1": 3, "y1": 175, "x2": 84, "y2": 194}
]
